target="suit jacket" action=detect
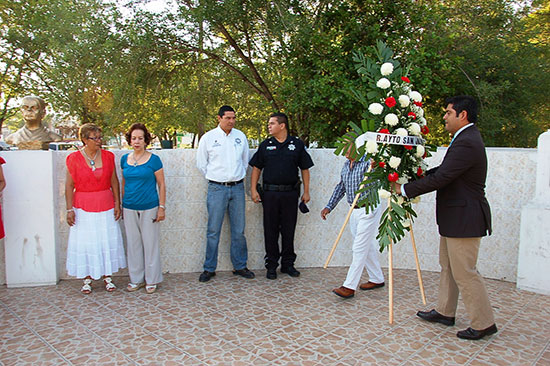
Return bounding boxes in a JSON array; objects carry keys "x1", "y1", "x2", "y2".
[{"x1": 404, "y1": 125, "x2": 491, "y2": 238}]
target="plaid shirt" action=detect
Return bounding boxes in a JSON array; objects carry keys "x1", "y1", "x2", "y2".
[{"x1": 325, "y1": 156, "x2": 374, "y2": 211}]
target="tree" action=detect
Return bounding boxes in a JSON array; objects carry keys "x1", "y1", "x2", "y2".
[
  {"x1": 1, "y1": 0, "x2": 547, "y2": 148},
  {"x1": 0, "y1": 0, "x2": 125, "y2": 132}
]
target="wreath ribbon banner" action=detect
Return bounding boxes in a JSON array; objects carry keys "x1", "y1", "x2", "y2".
[{"x1": 358, "y1": 132, "x2": 425, "y2": 146}]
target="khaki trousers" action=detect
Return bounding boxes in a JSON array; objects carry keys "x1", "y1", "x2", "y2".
[
  {"x1": 123, "y1": 207, "x2": 163, "y2": 285},
  {"x1": 436, "y1": 236, "x2": 494, "y2": 330}
]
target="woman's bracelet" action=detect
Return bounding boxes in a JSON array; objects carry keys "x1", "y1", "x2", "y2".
[
  {"x1": 159, "y1": 205, "x2": 166, "y2": 210},
  {"x1": 67, "y1": 209, "x2": 74, "y2": 213}
]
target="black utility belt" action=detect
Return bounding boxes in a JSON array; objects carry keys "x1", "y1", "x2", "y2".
[
  {"x1": 263, "y1": 182, "x2": 299, "y2": 192},
  {"x1": 209, "y1": 179, "x2": 243, "y2": 186}
]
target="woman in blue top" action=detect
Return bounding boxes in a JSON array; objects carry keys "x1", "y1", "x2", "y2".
[{"x1": 121, "y1": 123, "x2": 166, "y2": 294}]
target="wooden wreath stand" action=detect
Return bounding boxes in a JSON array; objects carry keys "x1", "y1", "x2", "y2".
[{"x1": 324, "y1": 194, "x2": 426, "y2": 324}]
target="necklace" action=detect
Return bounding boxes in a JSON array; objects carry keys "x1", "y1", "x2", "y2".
[
  {"x1": 132, "y1": 151, "x2": 146, "y2": 167},
  {"x1": 81, "y1": 148, "x2": 100, "y2": 171}
]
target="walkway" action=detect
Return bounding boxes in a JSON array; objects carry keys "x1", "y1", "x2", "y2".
[{"x1": 0, "y1": 268, "x2": 548, "y2": 365}]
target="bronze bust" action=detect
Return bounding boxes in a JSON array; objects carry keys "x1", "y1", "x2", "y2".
[{"x1": 5, "y1": 96, "x2": 62, "y2": 149}]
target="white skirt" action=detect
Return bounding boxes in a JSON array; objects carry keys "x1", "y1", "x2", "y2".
[{"x1": 66, "y1": 208, "x2": 127, "y2": 280}]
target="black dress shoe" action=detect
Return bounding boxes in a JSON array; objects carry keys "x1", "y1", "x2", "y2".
[
  {"x1": 233, "y1": 268, "x2": 255, "y2": 279},
  {"x1": 417, "y1": 309, "x2": 455, "y2": 326},
  {"x1": 457, "y1": 324, "x2": 497, "y2": 340},
  {"x1": 199, "y1": 271, "x2": 216, "y2": 282},
  {"x1": 281, "y1": 266, "x2": 300, "y2": 277},
  {"x1": 266, "y1": 269, "x2": 277, "y2": 280}
]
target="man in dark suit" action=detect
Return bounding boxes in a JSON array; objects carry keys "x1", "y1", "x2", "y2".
[{"x1": 394, "y1": 95, "x2": 497, "y2": 340}]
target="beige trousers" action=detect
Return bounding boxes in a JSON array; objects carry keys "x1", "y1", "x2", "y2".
[
  {"x1": 123, "y1": 207, "x2": 163, "y2": 285},
  {"x1": 436, "y1": 236, "x2": 495, "y2": 330}
]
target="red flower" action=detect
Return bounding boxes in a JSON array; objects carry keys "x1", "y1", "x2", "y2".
[
  {"x1": 423, "y1": 151, "x2": 428, "y2": 159},
  {"x1": 388, "y1": 172, "x2": 399, "y2": 182},
  {"x1": 385, "y1": 97, "x2": 396, "y2": 108},
  {"x1": 379, "y1": 128, "x2": 390, "y2": 134},
  {"x1": 407, "y1": 112, "x2": 417, "y2": 119},
  {"x1": 413, "y1": 101, "x2": 423, "y2": 107},
  {"x1": 401, "y1": 76, "x2": 410, "y2": 83},
  {"x1": 378, "y1": 161, "x2": 386, "y2": 168},
  {"x1": 417, "y1": 167, "x2": 423, "y2": 176},
  {"x1": 421, "y1": 125, "x2": 429, "y2": 135},
  {"x1": 404, "y1": 145, "x2": 413, "y2": 150}
]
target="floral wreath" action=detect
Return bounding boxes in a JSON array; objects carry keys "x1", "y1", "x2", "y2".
[{"x1": 335, "y1": 41, "x2": 434, "y2": 251}]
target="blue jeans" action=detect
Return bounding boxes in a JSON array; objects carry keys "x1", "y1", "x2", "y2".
[{"x1": 204, "y1": 181, "x2": 248, "y2": 272}]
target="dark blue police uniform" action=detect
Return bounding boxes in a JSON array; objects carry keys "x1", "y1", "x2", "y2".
[{"x1": 249, "y1": 136, "x2": 314, "y2": 271}]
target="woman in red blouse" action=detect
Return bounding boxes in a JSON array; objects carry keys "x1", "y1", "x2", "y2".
[
  {"x1": 65, "y1": 124, "x2": 126, "y2": 294},
  {"x1": 0, "y1": 156, "x2": 5, "y2": 239}
]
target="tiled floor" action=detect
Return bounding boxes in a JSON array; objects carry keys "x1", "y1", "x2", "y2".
[{"x1": 0, "y1": 268, "x2": 549, "y2": 365}]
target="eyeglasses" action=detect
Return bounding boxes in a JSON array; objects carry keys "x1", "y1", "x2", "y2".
[
  {"x1": 87, "y1": 136, "x2": 102, "y2": 141},
  {"x1": 21, "y1": 106, "x2": 41, "y2": 112}
]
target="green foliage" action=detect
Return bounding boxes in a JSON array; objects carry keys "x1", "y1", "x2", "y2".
[{"x1": 0, "y1": 0, "x2": 548, "y2": 149}]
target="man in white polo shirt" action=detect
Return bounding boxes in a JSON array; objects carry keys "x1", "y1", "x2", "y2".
[{"x1": 196, "y1": 105, "x2": 255, "y2": 282}]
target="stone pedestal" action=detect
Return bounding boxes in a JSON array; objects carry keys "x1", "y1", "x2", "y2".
[
  {"x1": 3, "y1": 151, "x2": 59, "y2": 287},
  {"x1": 517, "y1": 130, "x2": 550, "y2": 294}
]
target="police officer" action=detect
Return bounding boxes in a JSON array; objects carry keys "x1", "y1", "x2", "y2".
[{"x1": 250, "y1": 112, "x2": 314, "y2": 280}]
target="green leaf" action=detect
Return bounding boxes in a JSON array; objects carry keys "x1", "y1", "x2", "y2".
[
  {"x1": 390, "y1": 201, "x2": 406, "y2": 216},
  {"x1": 368, "y1": 119, "x2": 376, "y2": 131},
  {"x1": 367, "y1": 90, "x2": 380, "y2": 100}
]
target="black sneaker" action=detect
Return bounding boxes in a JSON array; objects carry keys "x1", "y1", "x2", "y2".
[
  {"x1": 266, "y1": 269, "x2": 277, "y2": 280},
  {"x1": 233, "y1": 268, "x2": 255, "y2": 279},
  {"x1": 281, "y1": 266, "x2": 300, "y2": 277},
  {"x1": 199, "y1": 271, "x2": 216, "y2": 282}
]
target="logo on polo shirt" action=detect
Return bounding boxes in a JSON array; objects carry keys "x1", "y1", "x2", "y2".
[
  {"x1": 235, "y1": 138, "x2": 242, "y2": 145},
  {"x1": 288, "y1": 143, "x2": 296, "y2": 151},
  {"x1": 212, "y1": 140, "x2": 221, "y2": 148}
]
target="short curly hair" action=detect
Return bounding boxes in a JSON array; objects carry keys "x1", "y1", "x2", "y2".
[
  {"x1": 125, "y1": 123, "x2": 152, "y2": 145},
  {"x1": 79, "y1": 123, "x2": 102, "y2": 143}
]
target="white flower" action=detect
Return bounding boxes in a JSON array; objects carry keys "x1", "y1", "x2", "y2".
[
  {"x1": 389, "y1": 156, "x2": 401, "y2": 169},
  {"x1": 408, "y1": 122, "x2": 421, "y2": 136},
  {"x1": 366, "y1": 140, "x2": 378, "y2": 154},
  {"x1": 401, "y1": 219, "x2": 411, "y2": 228},
  {"x1": 416, "y1": 107, "x2": 424, "y2": 117},
  {"x1": 368, "y1": 103, "x2": 384, "y2": 115},
  {"x1": 378, "y1": 189, "x2": 391, "y2": 199},
  {"x1": 411, "y1": 196, "x2": 421, "y2": 204},
  {"x1": 380, "y1": 62, "x2": 394, "y2": 76},
  {"x1": 398, "y1": 95, "x2": 410, "y2": 108},
  {"x1": 384, "y1": 113, "x2": 399, "y2": 126},
  {"x1": 410, "y1": 91, "x2": 422, "y2": 102},
  {"x1": 397, "y1": 176, "x2": 409, "y2": 185},
  {"x1": 376, "y1": 78, "x2": 391, "y2": 89},
  {"x1": 415, "y1": 145, "x2": 425, "y2": 158},
  {"x1": 418, "y1": 117, "x2": 427, "y2": 126},
  {"x1": 395, "y1": 128, "x2": 408, "y2": 137}
]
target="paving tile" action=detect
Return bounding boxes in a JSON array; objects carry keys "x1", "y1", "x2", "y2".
[
  {"x1": 469, "y1": 342, "x2": 540, "y2": 365},
  {"x1": 0, "y1": 269, "x2": 549, "y2": 365},
  {"x1": 0, "y1": 309, "x2": 67, "y2": 365}
]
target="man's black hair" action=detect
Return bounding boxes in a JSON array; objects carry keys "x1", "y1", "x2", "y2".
[
  {"x1": 218, "y1": 105, "x2": 235, "y2": 117},
  {"x1": 445, "y1": 95, "x2": 478, "y2": 123},
  {"x1": 269, "y1": 112, "x2": 289, "y2": 131}
]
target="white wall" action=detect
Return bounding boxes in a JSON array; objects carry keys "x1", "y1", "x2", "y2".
[{"x1": 0, "y1": 147, "x2": 537, "y2": 284}]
